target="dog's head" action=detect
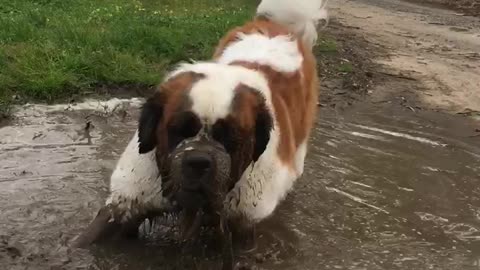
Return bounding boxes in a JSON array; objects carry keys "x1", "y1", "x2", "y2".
[{"x1": 137, "y1": 63, "x2": 273, "y2": 215}]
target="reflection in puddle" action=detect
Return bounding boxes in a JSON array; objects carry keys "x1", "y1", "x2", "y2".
[
  {"x1": 326, "y1": 186, "x2": 390, "y2": 214},
  {"x1": 1, "y1": 101, "x2": 479, "y2": 269},
  {"x1": 350, "y1": 124, "x2": 447, "y2": 146}
]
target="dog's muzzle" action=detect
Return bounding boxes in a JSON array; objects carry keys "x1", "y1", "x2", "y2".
[
  {"x1": 169, "y1": 137, "x2": 231, "y2": 212},
  {"x1": 181, "y1": 150, "x2": 214, "y2": 191}
]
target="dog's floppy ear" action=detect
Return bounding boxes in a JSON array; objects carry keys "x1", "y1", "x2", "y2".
[
  {"x1": 138, "y1": 92, "x2": 165, "y2": 154},
  {"x1": 233, "y1": 84, "x2": 273, "y2": 163},
  {"x1": 253, "y1": 103, "x2": 273, "y2": 162}
]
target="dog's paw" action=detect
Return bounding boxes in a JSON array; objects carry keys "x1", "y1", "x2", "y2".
[{"x1": 106, "y1": 192, "x2": 173, "y2": 223}]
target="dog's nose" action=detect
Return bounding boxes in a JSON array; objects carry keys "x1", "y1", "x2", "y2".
[{"x1": 182, "y1": 152, "x2": 213, "y2": 184}]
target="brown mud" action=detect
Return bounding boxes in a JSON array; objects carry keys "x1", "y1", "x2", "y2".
[{"x1": 1, "y1": 99, "x2": 479, "y2": 270}]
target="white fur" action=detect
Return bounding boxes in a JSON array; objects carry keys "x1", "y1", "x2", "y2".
[
  {"x1": 217, "y1": 33, "x2": 303, "y2": 73},
  {"x1": 256, "y1": 0, "x2": 329, "y2": 48},
  {"x1": 172, "y1": 62, "x2": 272, "y2": 124},
  {"x1": 294, "y1": 141, "x2": 308, "y2": 177},
  {"x1": 106, "y1": 131, "x2": 169, "y2": 221},
  {"x1": 225, "y1": 127, "x2": 294, "y2": 221},
  {"x1": 225, "y1": 139, "x2": 309, "y2": 222}
]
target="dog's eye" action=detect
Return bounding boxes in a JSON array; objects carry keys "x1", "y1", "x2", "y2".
[
  {"x1": 168, "y1": 112, "x2": 201, "y2": 149},
  {"x1": 212, "y1": 119, "x2": 234, "y2": 152}
]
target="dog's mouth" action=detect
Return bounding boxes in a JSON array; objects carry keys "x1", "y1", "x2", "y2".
[
  {"x1": 172, "y1": 171, "x2": 230, "y2": 213},
  {"x1": 167, "y1": 180, "x2": 229, "y2": 241},
  {"x1": 175, "y1": 189, "x2": 207, "y2": 210},
  {"x1": 163, "y1": 161, "x2": 230, "y2": 214},
  {"x1": 161, "y1": 139, "x2": 232, "y2": 238}
]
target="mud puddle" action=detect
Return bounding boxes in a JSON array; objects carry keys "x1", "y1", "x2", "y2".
[{"x1": 1, "y1": 100, "x2": 479, "y2": 270}]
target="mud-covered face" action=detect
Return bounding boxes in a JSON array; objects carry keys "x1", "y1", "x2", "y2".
[
  {"x1": 167, "y1": 128, "x2": 231, "y2": 212},
  {"x1": 136, "y1": 70, "x2": 273, "y2": 215}
]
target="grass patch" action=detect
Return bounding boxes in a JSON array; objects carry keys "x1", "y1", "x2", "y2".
[
  {"x1": 338, "y1": 62, "x2": 353, "y2": 73},
  {"x1": 0, "y1": 0, "x2": 255, "y2": 108},
  {"x1": 317, "y1": 38, "x2": 338, "y2": 53},
  {"x1": 0, "y1": 92, "x2": 12, "y2": 119}
]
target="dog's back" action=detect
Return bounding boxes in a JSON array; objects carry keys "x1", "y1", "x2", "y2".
[{"x1": 213, "y1": 0, "x2": 328, "y2": 221}]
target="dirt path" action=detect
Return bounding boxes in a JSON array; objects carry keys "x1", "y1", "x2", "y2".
[{"x1": 329, "y1": 0, "x2": 480, "y2": 116}]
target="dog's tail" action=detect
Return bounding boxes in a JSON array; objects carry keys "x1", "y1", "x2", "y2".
[{"x1": 256, "y1": 0, "x2": 329, "y2": 48}]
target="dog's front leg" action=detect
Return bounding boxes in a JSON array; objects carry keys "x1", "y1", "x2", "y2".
[
  {"x1": 230, "y1": 221, "x2": 256, "y2": 253},
  {"x1": 221, "y1": 221, "x2": 234, "y2": 270},
  {"x1": 106, "y1": 130, "x2": 169, "y2": 213},
  {"x1": 73, "y1": 130, "x2": 172, "y2": 247},
  {"x1": 71, "y1": 203, "x2": 148, "y2": 247}
]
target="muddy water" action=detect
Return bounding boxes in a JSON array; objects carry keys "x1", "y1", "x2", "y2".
[{"x1": 1, "y1": 100, "x2": 479, "y2": 270}]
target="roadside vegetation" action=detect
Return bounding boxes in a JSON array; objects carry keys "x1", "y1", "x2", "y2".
[
  {"x1": 0, "y1": 0, "x2": 255, "y2": 116},
  {"x1": 0, "y1": 0, "x2": 372, "y2": 119}
]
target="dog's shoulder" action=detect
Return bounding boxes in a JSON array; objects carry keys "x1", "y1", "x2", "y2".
[{"x1": 215, "y1": 19, "x2": 319, "y2": 222}]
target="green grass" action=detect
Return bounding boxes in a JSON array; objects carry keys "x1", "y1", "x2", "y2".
[
  {"x1": 0, "y1": 92, "x2": 12, "y2": 119},
  {"x1": 338, "y1": 62, "x2": 353, "y2": 73},
  {"x1": 0, "y1": 0, "x2": 255, "y2": 111},
  {"x1": 317, "y1": 38, "x2": 337, "y2": 53}
]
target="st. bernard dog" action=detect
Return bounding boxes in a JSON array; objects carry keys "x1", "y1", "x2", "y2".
[{"x1": 75, "y1": 0, "x2": 329, "y2": 259}]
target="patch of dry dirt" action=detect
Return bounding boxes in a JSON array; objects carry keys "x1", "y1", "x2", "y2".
[
  {"x1": 315, "y1": 20, "x2": 380, "y2": 110},
  {"x1": 408, "y1": 0, "x2": 480, "y2": 17},
  {"x1": 320, "y1": 0, "x2": 480, "y2": 118}
]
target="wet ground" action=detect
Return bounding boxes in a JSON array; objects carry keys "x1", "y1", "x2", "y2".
[{"x1": 1, "y1": 99, "x2": 479, "y2": 270}]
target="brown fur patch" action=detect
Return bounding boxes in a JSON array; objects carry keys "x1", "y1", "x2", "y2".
[
  {"x1": 160, "y1": 71, "x2": 205, "y2": 121},
  {"x1": 150, "y1": 71, "x2": 205, "y2": 166},
  {"x1": 231, "y1": 84, "x2": 265, "y2": 131},
  {"x1": 214, "y1": 19, "x2": 319, "y2": 169},
  {"x1": 207, "y1": 84, "x2": 266, "y2": 187}
]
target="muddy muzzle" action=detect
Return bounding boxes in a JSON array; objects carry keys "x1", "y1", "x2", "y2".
[{"x1": 169, "y1": 137, "x2": 231, "y2": 213}]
